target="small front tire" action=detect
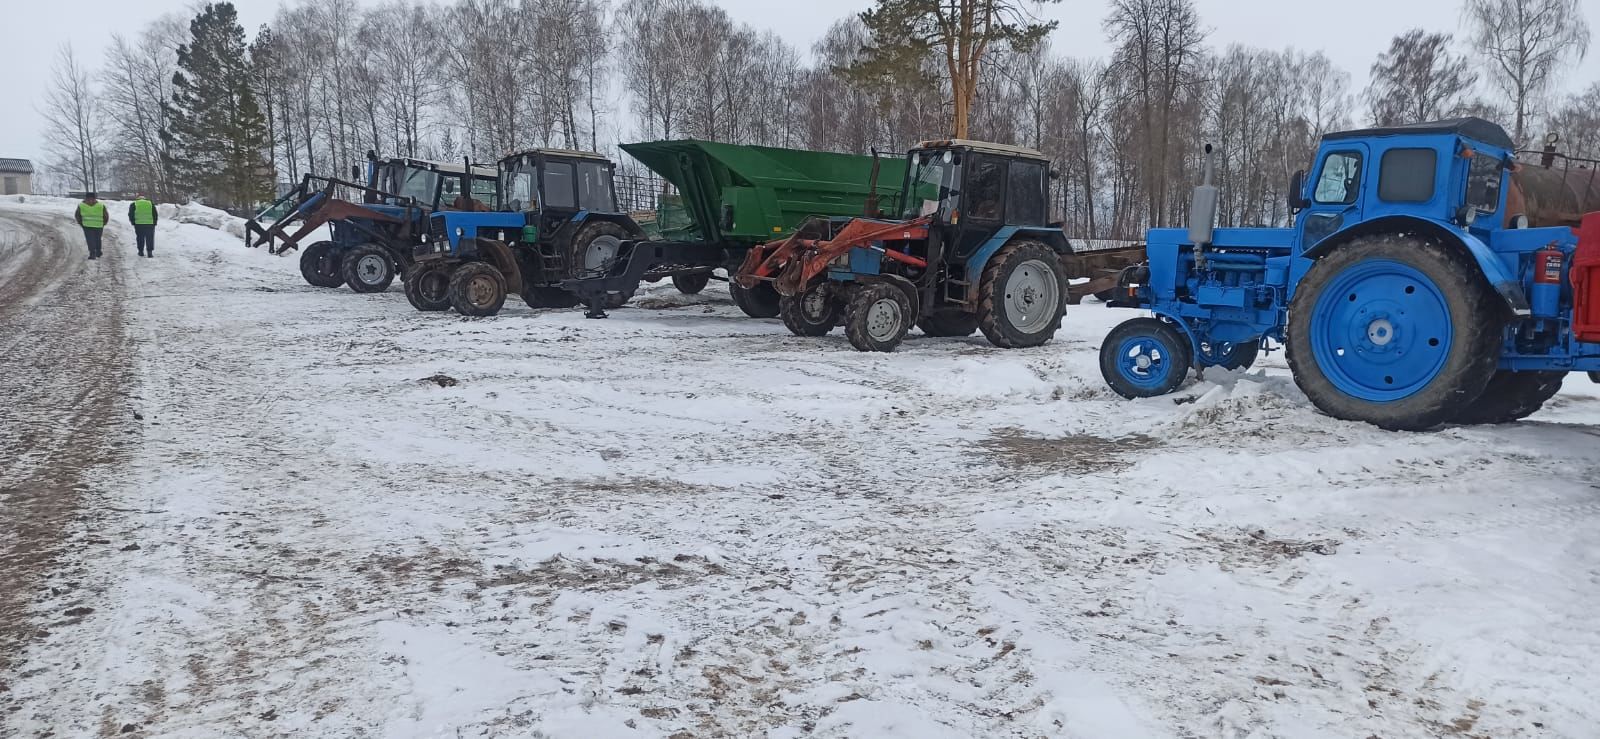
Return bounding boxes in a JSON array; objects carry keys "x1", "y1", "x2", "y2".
[
  {"x1": 1101, "y1": 318, "x2": 1193, "y2": 399},
  {"x1": 844, "y1": 283, "x2": 913, "y2": 352},
  {"x1": 299, "y1": 241, "x2": 344, "y2": 288},
  {"x1": 780, "y1": 283, "x2": 841, "y2": 336},
  {"x1": 343, "y1": 245, "x2": 396, "y2": 293},
  {"x1": 449, "y1": 262, "x2": 507, "y2": 317},
  {"x1": 404, "y1": 264, "x2": 452, "y2": 312}
]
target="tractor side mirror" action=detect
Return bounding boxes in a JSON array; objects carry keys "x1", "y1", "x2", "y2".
[{"x1": 1288, "y1": 169, "x2": 1309, "y2": 213}]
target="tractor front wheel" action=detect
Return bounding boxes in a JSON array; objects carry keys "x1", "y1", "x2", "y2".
[
  {"x1": 780, "y1": 283, "x2": 840, "y2": 336},
  {"x1": 404, "y1": 264, "x2": 452, "y2": 312},
  {"x1": 1286, "y1": 237, "x2": 1504, "y2": 431},
  {"x1": 448, "y1": 262, "x2": 507, "y2": 317},
  {"x1": 299, "y1": 241, "x2": 344, "y2": 288},
  {"x1": 1451, "y1": 371, "x2": 1565, "y2": 425},
  {"x1": 343, "y1": 245, "x2": 396, "y2": 293},
  {"x1": 977, "y1": 240, "x2": 1067, "y2": 348},
  {"x1": 673, "y1": 271, "x2": 712, "y2": 295},
  {"x1": 731, "y1": 281, "x2": 782, "y2": 319},
  {"x1": 1101, "y1": 318, "x2": 1193, "y2": 399},
  {"x1": 844, "y1": 283, "x2": 913, "y2": 352}
]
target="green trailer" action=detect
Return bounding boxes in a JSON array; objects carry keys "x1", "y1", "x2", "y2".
[{"x1": 563, "y1": 139, "x2": 907, "y2": 318}]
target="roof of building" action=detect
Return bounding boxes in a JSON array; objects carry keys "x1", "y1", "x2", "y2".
[
  {"x1": 1324, "y1": 118, "x2": 1515, "y2": 150},
  {"x1": 917, "y1": 139, "x2": 1048, "y2": 161},
  {"x1": 0, "y1": 158, "x2": 34, "y2": 174}
]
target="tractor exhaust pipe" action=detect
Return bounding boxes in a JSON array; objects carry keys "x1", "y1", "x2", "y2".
[{"x1": 1189, "y1": 144, "x2": 1219, "y2": 271}]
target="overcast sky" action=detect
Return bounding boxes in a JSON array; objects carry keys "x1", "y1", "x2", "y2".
[{"x1": 5, "y1": 0, "x2": 1598, "y2": 165}]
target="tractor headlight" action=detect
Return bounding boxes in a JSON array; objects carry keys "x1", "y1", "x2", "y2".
[{"x1": 455, "y1": 227, "x2": 465, "y2": 239}]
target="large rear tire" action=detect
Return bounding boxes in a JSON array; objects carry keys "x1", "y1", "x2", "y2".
[
  {"x1": 1101, "y1": 318, "x2": 1193, "y2": 399},
  {"x1": 731, "y1": 281, "x2": 782, "y2": 319},
  {"x1": 1451, "y1": 371, "x2": 1565, "y2": 425},
  {"x1": 977, "y1": 240, "x2": 1067, "y2": 348},
  {"x1": 844, "y1": 283, "x2": 913, "y2": 352},
  {"x1": 1286, "y1": 237, "x2": 1505, "y2": 431},
  {"x1": 343, "y1": 244, "x2": 396, "y2": 293},
  {"x1": 299, "y1": 241, "x2": 344, "y2": 288},
  {"x1": 404, "y1": 264, "x2": 452, "y2": 312},
  {"x1": 569, "y1": 220, "x2": 635, "y2": 309},
  {"x1": 448, "y1": 262, "x2": 507, "y2": 317},
  {"x1": 779, "y1": 283, "x2": 840, "y2": 336}
]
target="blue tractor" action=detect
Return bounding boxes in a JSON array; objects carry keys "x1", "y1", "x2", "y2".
[
  {"x1": 407, "y1": 149, "x2": 645, "y2": 316},
  {"x1": 1102, "y1": 117, "x2": 1600, "y2": 430},
  {"x1": 247, "y1": 154, "x2": 497, "y2": 293}
]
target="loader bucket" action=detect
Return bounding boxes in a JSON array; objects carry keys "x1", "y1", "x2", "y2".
[{"x1": 618, "y1": 140, "x2": 908, "y2": 245}]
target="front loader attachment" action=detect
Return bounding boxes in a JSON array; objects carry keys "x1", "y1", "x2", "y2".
[
  {"x1": 736, "y1": 215, "x2": 932, "y2": 296},
  {"x1": 244, "y1": 174, "x2": 422, "y2": 255}
]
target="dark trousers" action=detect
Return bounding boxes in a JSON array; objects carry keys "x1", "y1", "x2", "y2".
[
  {"x1": 82, "y1": 227, "x2": 104, "y2": 258},
  {"x1": 135, "y1": 225, "x2": 155, "y2": 255}
]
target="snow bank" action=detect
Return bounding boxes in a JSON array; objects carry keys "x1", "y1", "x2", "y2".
[{"x1": 169, "y1": 202, "x2": 248, "y2": 239}]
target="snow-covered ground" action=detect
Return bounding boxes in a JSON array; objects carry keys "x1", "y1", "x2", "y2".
[{"x1": 3, "y1": 201, "x2": 1599, "y2": 738}]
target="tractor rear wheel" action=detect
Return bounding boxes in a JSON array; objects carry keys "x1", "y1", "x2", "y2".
[
  {"x1": 917, "y1": 310, "x2": 980, "y2": 337},
  {"x1": 1197, "y1": 339, "x2": 1261, "y2": 370},
  {"x1": 844, "y1": 283, "x2": 913, "y2": 352},
  {"x1": 343, "y1": 245, "x2": 396, "y2": 293},
  {"x1": 404, "y1": 264, "x2": 452, "y2": 312},
  {"x1": 673, "y1": 271, "x2": 712, "y2": 295},
  {"x1": 1101, "y1": 317, "x2": 1193, "y2": 399},
  {"x1": 1451, "y1": 371, "x2": 1565, "y2": 425},
  {"x1": 299, "y1": 241, "x2": 344, "y2": 288},
  {"x1": 731, "y1": 281, "x2": 782, "y2": 318},
  {"x1": 977, "y1": 240, "x2": 1067, "y2": 348},
  {"x1": 1286, "y1": 237, "x2": 1504, "y2": 431},
  {"x1": 448, "y1": 262, "x2": 507, "y2": 317},
  {"x1": 779, "y1": 283, "x2": 840, "y2": 336},
  {"x1": 569, "y1": 220, "x2": 635, "y2": 309},
  {"x1": 523, "y1": 286, "x2": 582, "y2": 309}
]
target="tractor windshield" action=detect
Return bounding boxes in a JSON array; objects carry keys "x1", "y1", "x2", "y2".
[
  {"x1": 397, "y1": 166, "x2": 440, "y2": 206},
  {"x1": 901, "y1": 149, "x2": 962, "y2": 220},
  {"x1": 501, "y1": 158, "x2": 538, "y2": 212},
  {"x1": 576, "y1": 161, "x2": 616, "y2": 212}
]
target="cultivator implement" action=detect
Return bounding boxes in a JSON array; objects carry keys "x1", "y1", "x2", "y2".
[{"x1": 245, "y1": 174, "x2": 424, "y2": 255}]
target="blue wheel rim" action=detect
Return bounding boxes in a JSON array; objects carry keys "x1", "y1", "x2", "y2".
[
  {"x1": 1309, "y1": 259, "x2": 1452, "y2": 403},
  {"x1": 1116, "y1": 334, "x2": 1176, "y2": 389}
]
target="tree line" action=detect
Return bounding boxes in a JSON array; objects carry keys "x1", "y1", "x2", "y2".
[{"x1": 38, "y1": 0, "x2": 1595, "y2": 236}]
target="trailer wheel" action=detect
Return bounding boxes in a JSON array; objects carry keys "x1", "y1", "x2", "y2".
[
  {"x1": 917, "y1": 310, "x2": 979, "y2": 337},
  {"x1": 523, "y1": 287, "x2": 582, "y2": 309},
  {"x1": 1197, "y1": 339, "x2": 1260, "y2": 370},
  {"x1": 1101, "y1": 318, "x2": 1193, "y2": 398},
  {"x1": 779, "y1": 283, "x2": 840, "y2": 336},
  {"x1": 844, "y1": 283, "x2": 913, "y2": 352},
  {"x1": 977, "y1": 240, "x2": 1067, "y2": 348},
  {"x1": 1286, "y1": 237, "x2": 1504, "y2": 431},
  {"x1": 1451, "y1": 371, "x2": 1565, "y2": 425},
  {"x1": 343, "y1": 245, "x2": 395, "y2": 293},
  {"x1": 672, "y1": 271, "x2": 712, "y2": 295},
  {"x1": 448, "y1": 262, "x2": 507, "y2": 317},
  {"x1": 299, "y1": 241, "x2": 344, "y2": 288},
  {"x1": 404, "y1": 264, "x2": 452, "y2": 312},
  {"x1": 730, "y1": 281, "x2": 782, "y2": 318}
]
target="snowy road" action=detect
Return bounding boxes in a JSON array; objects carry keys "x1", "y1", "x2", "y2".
[{"x1": 1, "y1": 197, "x2": 1598, "y2": 738}]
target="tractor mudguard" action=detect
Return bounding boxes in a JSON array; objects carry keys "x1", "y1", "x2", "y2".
[
  {"x1": 1299, "y1": 215, "x2": 1530, "y2": 316},
  {"x1": 474, "y1": 239, "x2": 524, "y2": 294},
  {"x1": 965, "y1": 227, "x2": 1072, "y2": 278}
]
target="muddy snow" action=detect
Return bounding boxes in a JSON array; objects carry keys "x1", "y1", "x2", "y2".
[{"x1": 1, "y1": 197, "x2": 1597, "y2": 738}]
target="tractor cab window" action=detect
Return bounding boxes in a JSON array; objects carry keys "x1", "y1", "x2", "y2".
[
  {"x1": 1466, "y1": 151, "x2": 1503, "y2": 213},
  {"x1": 902, "y1": 149, "x2": 962, "y2": 220},
  {"x1": 542, "y1": 161, "x2": 577, "y2": 210},
  {"x1": 576, "y1": 161, "x2": 616, "y2": 212},
  {"x1": 1314, "y1": 152, "x2": 1363, "y2": 205},
  {"x1": 471, "y1": 177, "x2": 498, "y2": 209},
  {"x1": 398, "y1": 166, "x2": 440, "y2": 206},
  {"x1": 1006, "y1": 160, "x2": 1047, "y2": 225},
  {"x1": 967, "y1": 160, "x2": 1005, "y2": 221},
  {"x1": 503, "y1": 164, "x2": 537, "y2": 211},
  {"x1": 1378, "y1": 148, "x2": 1438, "y2": 203}
]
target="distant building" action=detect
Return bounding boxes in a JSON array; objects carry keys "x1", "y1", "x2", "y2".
[{"x1": 0, "y1": 159, "x2": 33, "y2": 195}]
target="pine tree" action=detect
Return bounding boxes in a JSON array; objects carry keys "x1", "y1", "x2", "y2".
[{"x1": 164, "y1": 3, "x2": 273, "y2": 211}]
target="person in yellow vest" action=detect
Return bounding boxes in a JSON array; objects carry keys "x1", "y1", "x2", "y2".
[
  {"x1": 73, "y1": 192, "x2": 109, "y2": 260},
  {"x1": 129, "y1": 194, "x2": 158, "y2": 257}
]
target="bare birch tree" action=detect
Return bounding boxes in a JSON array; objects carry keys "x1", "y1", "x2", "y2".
[{"x1": 39, "y1": 44, "x2": 104, "y2": 192}]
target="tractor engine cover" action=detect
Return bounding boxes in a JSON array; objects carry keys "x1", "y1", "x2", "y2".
[{"x1": 1574, "y1": 213, "x2": 1600, "y2": 343}]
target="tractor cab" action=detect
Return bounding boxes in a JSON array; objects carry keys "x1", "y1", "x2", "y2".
[
  {"x1": 367, "y1": 156, "x2": 497, "y2": 213},
  {"x1": 898, "y1": 140, "x2": 1059, "y2": 265}
]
